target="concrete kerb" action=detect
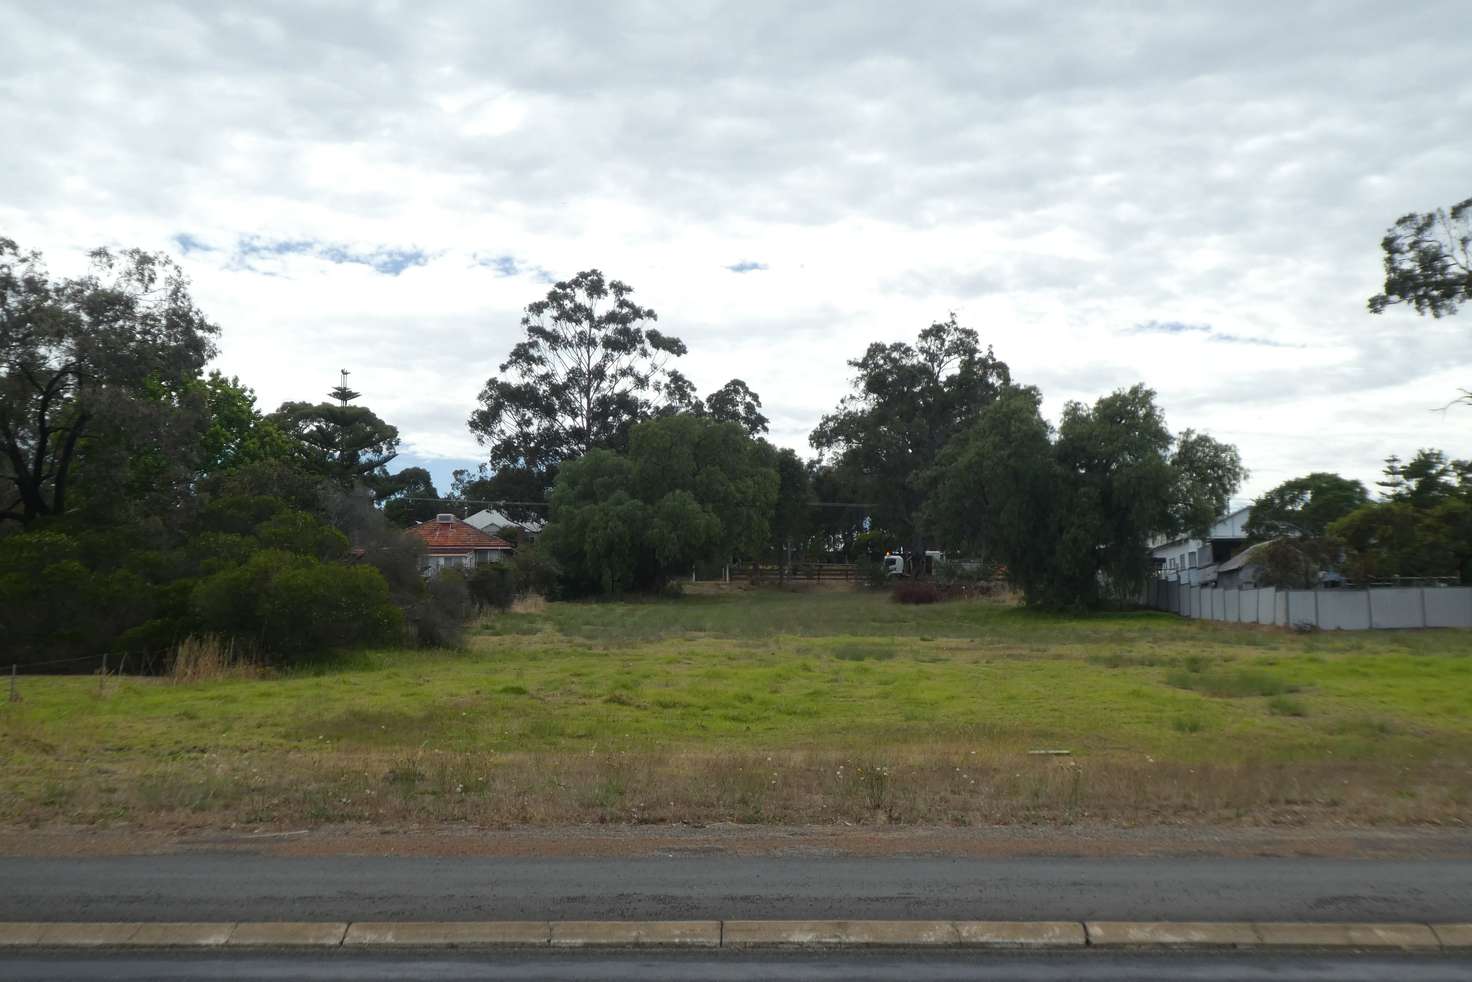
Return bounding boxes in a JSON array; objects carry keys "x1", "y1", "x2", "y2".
[
  {"x1": 0, "y1": 920, "x2": 1467, "y2": 950},
  {"x1": 1086, "y1": 921, "x2": 1259, "y2": 947}
]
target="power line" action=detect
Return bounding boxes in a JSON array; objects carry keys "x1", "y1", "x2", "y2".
[{"x1": 402, "y1": 497, "x2": 879, "y2": 509}]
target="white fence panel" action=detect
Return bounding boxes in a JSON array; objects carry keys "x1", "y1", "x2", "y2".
[
  {"x1": 1319, "y1": 590, "x2": 1371, "y2": 631},
  {"x1": 1368, "y1": 588, "x2": 1423, "y2": 629},
  {"x1": 1426, "y1": 587, "x2": 1472, "y2": 628}
]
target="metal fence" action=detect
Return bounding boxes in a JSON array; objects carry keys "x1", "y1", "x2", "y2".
[{"x1": 1144, "y1": 580, "x2": 1472, "y2": 630}]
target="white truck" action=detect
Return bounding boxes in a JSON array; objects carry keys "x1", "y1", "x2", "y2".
[{"x1": 883, "y1": 551, "x2": 945, "y2": 577}]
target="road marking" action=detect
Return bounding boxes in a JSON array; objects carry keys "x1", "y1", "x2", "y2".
[{"x1": 0, "y1": 920, "x2": 1465, "y2": 949}]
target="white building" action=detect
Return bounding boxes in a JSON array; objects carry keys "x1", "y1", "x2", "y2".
[
  {"x1": 465, "y1": 508, "x2": 546, "y2": 539},
  {"x1": 1150, "y1": 505, "x2": 1251, "y2": 586}
]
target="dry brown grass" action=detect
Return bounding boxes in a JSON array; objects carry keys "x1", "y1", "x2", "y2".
[
  {"x1": 510, "y1": 594, "x2": 549, "y2": 614},
  {"x1": 169, "y1": 635, "x2": 263, "y2": 684},
  {"x1": 9, "y1": 745, "x2": 1469, "y2": 831}
]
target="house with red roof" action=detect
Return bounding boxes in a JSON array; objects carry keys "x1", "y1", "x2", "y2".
[{"x1": 407, "y1": 513, "x2": 516, "y2": 573}]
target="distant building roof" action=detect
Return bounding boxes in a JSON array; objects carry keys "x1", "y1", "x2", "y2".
[
  {"x1": 407, "y1": 514, "x2": 515, "y2": 554},
  {"x1": 465, "y1": 508, "x2": 546, "y2": 533},
  {"x1": 1217, "y1": 540, "x2": 1272, "y2": 574}
]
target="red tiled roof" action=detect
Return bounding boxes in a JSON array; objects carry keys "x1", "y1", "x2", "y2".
[{"x1": 407, "y1": 517, "x2": 515, "y2": 552}]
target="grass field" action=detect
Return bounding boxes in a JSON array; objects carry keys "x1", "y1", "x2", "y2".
[{"x1": 5, "y1": 588, "x2": 1472, "y2": 829}]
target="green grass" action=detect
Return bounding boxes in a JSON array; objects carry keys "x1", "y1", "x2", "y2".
[{"x1": 5, "y1": 588, "x2": 1472, "y2": 827}]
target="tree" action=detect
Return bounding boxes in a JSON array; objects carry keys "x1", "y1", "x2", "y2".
[
  {"x1": 1377, "y1": 449, "x2": 1467, "y2": 509},
  {"x1": 810, "y1": 314, "x2": 1011, "y2": 563},
  {"x1": 703, "y1": 379, "x2": 769, "y2": 435},
  {"x1": 450, "y1": 463, "x2": 552, "y2": 524},
  {"x1": 380, "y1": 466, "x2": 441, "y2": 527},
  {"x1": 1246, "y1": 472, "x2": 1370, "y2": 541},
  {"x1": 269, "y1": 379, "x2": 400, "y2": 491},
  {"x1": 922, "y1": 385, "x2": 1059, "y2": 599},
  {"x1": 468, "y1": 269, "x2": 687, "y2": 471},
  {"x1": 1, "y1": 238, "x2": 218, "y2": 525},
  {"x1": 924, "y1": 384, "x2": 1245, "y2": 607},
  {"x1": 194, "y1": 372, "x2": 296, "y2": 479},
  {"x1": 764, "y1": 444, "x2": 811, "y2": 573},
  {"x1": 1368, "y1": 197, "x2": 1472, "y2": 317},
  {"x1": 541, "y1": 414, "x2": 778, "y2": 594}
]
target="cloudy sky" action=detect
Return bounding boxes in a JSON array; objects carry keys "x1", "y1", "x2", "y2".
[{"x1": 3, "y1": 0, "x2": 1469, "y2": 499}]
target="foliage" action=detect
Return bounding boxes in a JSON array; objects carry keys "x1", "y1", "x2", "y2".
[
  {"x1": 468, "y1": 269, "x2": 686, "y2": 471},
  {"x1": 1327, "y1": 451, "x2": 1472, "y2": 584},
  {"x1": 924, "y1": 384, "x2": 1244, "y2": 607},
  {"x1": 764, "y1": 443, "x2": 812, "y2": 564},
  {"x1": 1377, "y1": 449, "x2": 1470, "y2": 508},
  {"x1": 701, "y1": 378, "x2": 769, "y2": 435},
  {"x1": 450, "y1": 463, "x2": 551, "y2": 525},
  {"x1": 194, "y1": 372, "x2": 296, "y2": 480},
  {"x1": 268, "y1": 382, "x2": 400, "y2": 490},
  {"x1": 468, "y1": 563, "x2": 517, "y2": 611},
  {"x1": 1254, "y1": 538, "x2": 1335, "y2": 590},
  {"x1": 1246, "y1": 472, "x2": 1370, "y2": 540},
  {"x1": 1368, "y1": 196, "x2": 1472, "y2": 318},
  {"x1": 810, "y1": 314, "x2": 1011, "y2": 557},
  {"x1": 380, "y1": 466, "x2": 441, "y2": 527},
  {"x1": 509, "y1": 541, "x2": 561, "y2": 597},
  {"x1": 1, "y1": 237, "x2": 219, "y2": 526},
  {"x1": 542, "y1": 414, "x2": 778, "y2": 594}
]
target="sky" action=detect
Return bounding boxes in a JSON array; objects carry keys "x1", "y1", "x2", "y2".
[{"x1": 3, "y1": 0, "x2": 1470, "y2": 501}]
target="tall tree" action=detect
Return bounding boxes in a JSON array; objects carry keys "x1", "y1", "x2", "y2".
[
  {"x1": 1245, "y1": 472, "x2": 1370, "y2": 541},
  {"x1": 380, "y1": 466, "x2": 441, "y2": 527},
  {"x1": 1377, "y1": 449, "x2": 1467, "y2": 509},
  {"x1": 764, "y1": 444, "x2": 812, "y2": 572},
  {"x1": 925, "y1": 384, "x2": 1244, "y2": 606},
  {"x1": 810, "y1": 314, "x2": 1010, "y2": 563},
  {"x1": 450, "y1": 463, "x2": 552, "y2": 524},
  {"x1": 542, "y1": 414, "x2": 778, "y2": 594},
  {"x1": 468, "y1": 269, "x2": 687, "y2": 471},
  {"x1": 1368, "y1": 197, "x2": 1472, "y2": 317},
  {"x1": 1, "y1": 238, "x2": 218, "y2": 525},
  {"x1": 269, "y1": 377, "x2": 400, "y2": 491},
  {"x1": 194, "y1": 371, "x2": 296, "y2": 480},
  {"x1": 703, "y1": 379, "x2": 769, "y2": 435}
]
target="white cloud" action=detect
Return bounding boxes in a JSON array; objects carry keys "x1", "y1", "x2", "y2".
[{"x1": 2, "y1": 0, "x2": 1470, "y2": 497}]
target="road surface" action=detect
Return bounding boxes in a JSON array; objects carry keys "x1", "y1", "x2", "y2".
[
  {"x1": 5, "y1": 949, "x2": 1472, "y2": 982},
  {"x1": 1, "y1": 855, "x2": 1469, "y2": 923}
]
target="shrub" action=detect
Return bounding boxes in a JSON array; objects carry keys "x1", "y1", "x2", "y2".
[
  {"x1": 405, "y1": 569, "x2": 471, "y2": 648},
  {"x1": 856, "y1": 558, "x2": 889, "y2": 589},
  {"x1": 510, "y1": 543, "x2": 561, "y2": 598},
  {"x1": 892, "y1": 580, "x2": 942, "y2": 604},
  {"x1": 468, "y1": 563, "x2": 516, "y2": 611}
]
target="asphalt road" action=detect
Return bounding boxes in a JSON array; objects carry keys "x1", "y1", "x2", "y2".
[
  {"x1": 2, "y1": 855, "x2": 1470, "y2": 922},
  {"x1": 5, "y1": 950, "x2": 1472, "y2": 982}
]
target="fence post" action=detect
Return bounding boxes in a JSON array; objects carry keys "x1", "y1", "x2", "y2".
[
  {"x1": 98, "y1": 653, "x2": 107, "y2": 695},
  {"x1": 8, "y1": 665, "x2": 15, "y2": 703}
]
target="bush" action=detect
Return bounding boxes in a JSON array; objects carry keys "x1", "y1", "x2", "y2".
[
  {"x1": 892, "y1": 580, "x2": 942, "y2": 604},
  {"x1": 856, "y1": 558, "x2": 889, "y2": 589},
  {"x1": 468, "y1": 563, "x2": 516, "y2": 611},
  {"x1": 404, "y1": 568, "x2": 471, "y2": 648},
  {"x1": 510, "y1": 542, "x2": 561, "y2": 598}
]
